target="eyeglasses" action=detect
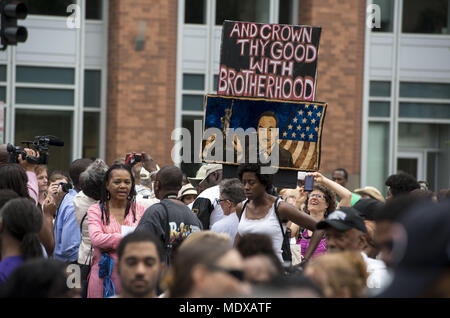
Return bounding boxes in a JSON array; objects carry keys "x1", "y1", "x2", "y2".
[
  {"x1": 309, "y1": 193, "x2": 325, "y2": 199},
  {"x1": 208, "y1": 265, "x2": 245, "y2": 282},
  {"x1": 215, "y1": 198, "x2": 229, "y2": 204}
]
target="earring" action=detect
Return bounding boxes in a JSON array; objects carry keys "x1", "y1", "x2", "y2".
[
  {"x1": 127, "y1": 194, "x2": 132, "y2": 201},
  {"x1": 106, "y1": 191, "x2": 111, "y2": 200}
]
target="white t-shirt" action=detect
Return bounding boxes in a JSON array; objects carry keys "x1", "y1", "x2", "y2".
[
  {"x1": 361, "y1": 252, "x2": 392, "y2": 295},
  {"x1": 196, "y1": 185, "x2": 225, "y2": 228},
  {"x1": 211, "y1": 212, "x2": 239, "y2": 246}
]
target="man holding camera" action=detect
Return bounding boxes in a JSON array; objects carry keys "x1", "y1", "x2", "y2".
[{"x1": 53, "y1": 159, "x2": 92, "y2": 263}]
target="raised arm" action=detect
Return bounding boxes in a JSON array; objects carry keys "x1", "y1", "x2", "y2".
[
  {"x1": 278, "y1": 201, "x2": 317, "y2": 231},
  {"x1": 308, "y1": 172, "x2": 352, "y2": 207}
]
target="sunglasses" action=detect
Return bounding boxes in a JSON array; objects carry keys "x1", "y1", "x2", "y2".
[{"x1": 208, "y1": 265, "x2": 245, "y2": 282}]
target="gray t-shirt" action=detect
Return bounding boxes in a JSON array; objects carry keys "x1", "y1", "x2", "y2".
[
  {"x1": 210, "y1": 212, "x2": 239, "y2": 246},
  {"x1": 136, "y1": 199, "x2": 203, "y2": 261}
]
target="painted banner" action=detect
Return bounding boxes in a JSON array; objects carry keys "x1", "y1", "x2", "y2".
[
  {"x1": 217, "y1": 20, "x2": 321, "y2": 101},
  {"x1": 202, "y1": 95, "x2": 327, "y2": 171}
]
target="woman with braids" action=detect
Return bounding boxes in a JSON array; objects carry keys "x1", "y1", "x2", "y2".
[
  {"x1": 87, "y1": 164, "x2": 146, "y2": 298},
  {"x1": 0, "y1": 198, "x2": 43, "y2": 286}
]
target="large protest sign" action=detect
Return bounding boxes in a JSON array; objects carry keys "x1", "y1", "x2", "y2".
[
  {"x1": 218, "y1": 21, "x2": 321, "y2": 101},
  {"x1": 202, "y1": 95, "x2": 327, "y2": 171}
]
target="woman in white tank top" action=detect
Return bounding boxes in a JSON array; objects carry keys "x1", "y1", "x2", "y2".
[{"x1": 235, "y1": 164, "x2": 323, "y2": 264}]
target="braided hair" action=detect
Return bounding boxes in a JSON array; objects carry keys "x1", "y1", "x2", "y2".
[{"x1": 99, "y1": 164, "x2": 137, "y2": 225}]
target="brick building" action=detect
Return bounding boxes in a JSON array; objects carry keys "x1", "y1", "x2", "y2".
[{"x1": 3, "y1": 0, "x2": 449, "y2": 194}]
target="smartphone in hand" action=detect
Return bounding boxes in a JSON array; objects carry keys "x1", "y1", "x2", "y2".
[{"x1": 304, "y1": 175, "x2": 314, "y2": 192}]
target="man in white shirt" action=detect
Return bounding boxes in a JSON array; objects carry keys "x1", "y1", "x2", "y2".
[
  {"x1": 316, "y1": 207, "x2": 391, "y2": 295},
  {"x1": 211, "y1": 178, "x2": 245, "y2": 246},
  {"x1": 189, "y1": 164, "x2": 224, "y2": 229}
]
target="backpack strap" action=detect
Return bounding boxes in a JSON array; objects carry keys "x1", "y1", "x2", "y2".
[
  {"x1": 272, "y1": 197, "x2": 287, "y2": 237},
  {"x1": 158, "y1": 200, "x2": 171, "y2": 263},
  {"x1": 237, "y1": 199, "x2": 249, "y2": 221}
]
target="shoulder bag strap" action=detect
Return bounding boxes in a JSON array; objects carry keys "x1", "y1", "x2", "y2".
[
  {"x1": 237, "y1": 199, "x2": 249, "y2": 221},
  {"x1": 158, "y1": 200, "x2": 171, "y2": 247},
  {"x1": 273, "y1": 197, "x2": 286, "y2": 236}
]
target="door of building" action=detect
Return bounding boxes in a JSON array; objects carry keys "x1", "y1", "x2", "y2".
[{"x1": 397, "y1": 151, "x2": 424, "y2": 181}]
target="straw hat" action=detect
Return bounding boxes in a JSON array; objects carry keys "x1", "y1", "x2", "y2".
[
  {"x1": 188, "y1": 164, "x2": 222, "y2": 187},
  {"x1": 353, "y1": 186, "x2": 385, "y2": 203},
  {"x1": 177, "y1": 184, "x2": 198, "y2": 199}
]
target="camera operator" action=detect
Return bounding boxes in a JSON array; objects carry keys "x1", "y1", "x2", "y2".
[{"x1": 0, "y1": 144, "x2": 40, "y2": 204}]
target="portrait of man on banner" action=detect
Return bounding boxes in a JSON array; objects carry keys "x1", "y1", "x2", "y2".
[{"x1": 201, "y1": 95, "x2": 327, "y2": 171}]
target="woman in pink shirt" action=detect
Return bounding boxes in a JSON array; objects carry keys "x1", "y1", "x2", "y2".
[{"x1": 87, "y1": 164, "x2": 146, "y2": 298}]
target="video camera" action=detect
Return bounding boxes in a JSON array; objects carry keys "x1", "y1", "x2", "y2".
[{"x1": 7, "y1": 135, "x2": 64, "y2": 165}]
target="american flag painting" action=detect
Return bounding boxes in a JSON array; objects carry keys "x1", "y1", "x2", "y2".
[
  {"x1": 279, "y1": 103, "x2": 326, "y2": 170},
  {"x1": 202, "y1": 95, "x2": 327, "y2": 171}
]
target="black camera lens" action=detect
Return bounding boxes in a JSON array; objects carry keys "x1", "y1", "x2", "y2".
[{"x1": 59, "y1": 182, "x2": 72, "y2": 193}]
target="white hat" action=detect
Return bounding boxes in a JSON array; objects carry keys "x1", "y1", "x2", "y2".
[
  {"x1": 177, "y1": 184, "x2": 198, "y2": 199},
  {"x1": 188, "y1": 164, "x2": 222, "y2": 186}
]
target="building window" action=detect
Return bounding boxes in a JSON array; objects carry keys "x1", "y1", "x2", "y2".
[
  {"x1": 83, "y1": 112, "x2": 100, "y2": 159},
  {"x1": 0, "y1": 65, "x2": 6, "y2": 82},
  {"x1": 369, "y1": 81, "x2": 391, "y2": 118},
  {"x1": 16, "y1": 88, "x2": 74, "y2": 106},
  {"x1": 15, "y1": 109, "x2": 73, "y2": 171},
  {"x1": 180, "y1": 115, "x2": 203, "y2": 178},
  {"x1": 16, "y1": 66, "x2": 75, "y2": 85},
  {"x1": 21, "y1": 0, "x2": 74, "y2": 17},
  {"x1": 398, "y1": 123, "x2": 450, "y2": 191},
  {"x1": 182, "y1": 95, "x2": 204, "y2": 111},
  {"x1": 216, "y1": 0, "x2": 270, "y2": 25},
  {"x1": 369, "y1": 101, "x2": 390, "y2": 117},
  {"x1": 400, "y1": 82, "x2": 450, "y2": 99},
  {"x1": 185, "y1": 0, "x2": 206, "y2": 24},
  {"x1": 84, "y1": 70, "x2": 101, "y2": 107},
  {"x1": 279, "y1": 0, "x2": 296, "y2": 25},
  {"x1": 183, "y1": 74, "x2": 205, "y2": 91},
  {"x1": 402, "y1": 0, "x2": 449, "y2": 34},
  {"x1": 86, "y1": 0, "x2": 102, "y2": 20},
  {"x1": 371, "y1": 0, "x2": 394, "y2": 32},
  {"x1": 370, "y1": 81, "x2": 391, "y2": 97},
  {"x1": 399, "y1": 102, "x2": 450, "y2": 119},
  {"x1": 367, "y1": 122, "x2": 390, "y2": 195},
  {"x1": 0, "y1": 87, "x2": 5, "y2": 103}
]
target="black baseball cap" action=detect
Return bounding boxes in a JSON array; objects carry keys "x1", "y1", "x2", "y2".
[
  {"x1": 378, "y1": 199, "x2": 450, "y2": 298},
  {"x1": 353, "y1": 198, "x2": 384, "y2": 220},
  {"x1": 316, "y1": 206, "x2": 367, "y2": 233}
]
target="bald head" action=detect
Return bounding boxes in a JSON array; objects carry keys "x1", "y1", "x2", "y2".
[{"x1": 155, "y1": 166, "x2": 183, "y2": 196}]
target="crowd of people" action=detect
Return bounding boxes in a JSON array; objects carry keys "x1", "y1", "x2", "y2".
[{"x1": 0, "y1": 144, "x2": 449, "y2": 298}]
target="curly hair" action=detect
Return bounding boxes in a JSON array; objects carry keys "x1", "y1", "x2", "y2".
[
  {"x1": 237, "y1": 163, "x2": 273, "y2": 191},
  {"x1": 385, "y1": 172, "x2": 420, "y2": 197},
  {"x1": 305, "y1": 183, "x2": 337, "y2": 218}
]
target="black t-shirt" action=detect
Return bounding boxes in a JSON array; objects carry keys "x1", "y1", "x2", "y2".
[{"x1": 135, "y1": 199, "x2": 203, "y2": 262}]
